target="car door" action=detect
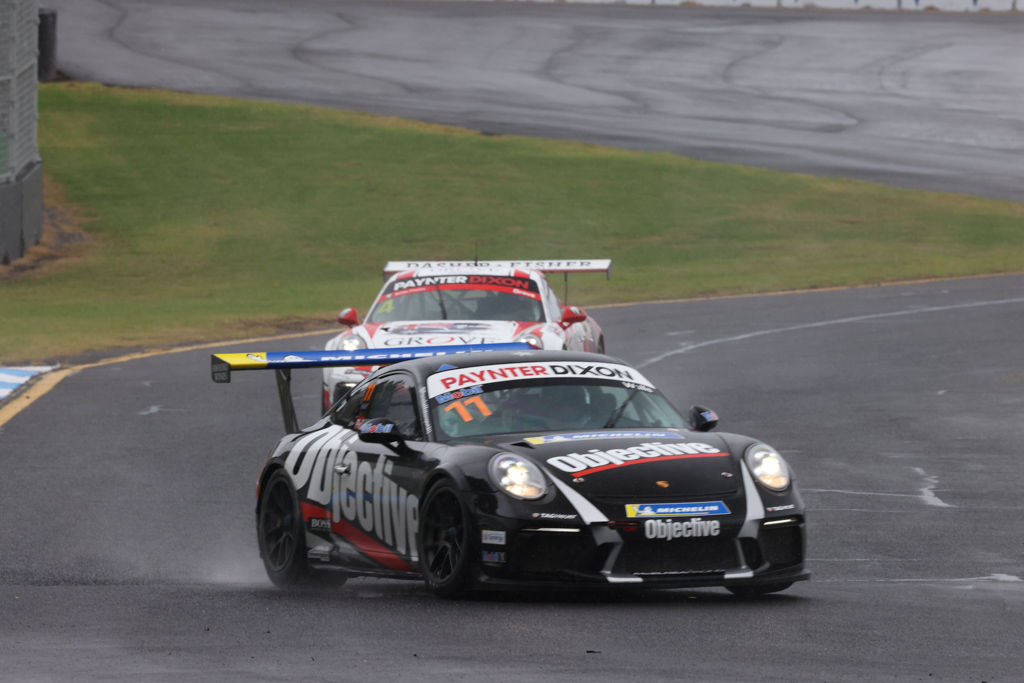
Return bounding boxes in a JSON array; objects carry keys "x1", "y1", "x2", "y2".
[{"x1": 328, "y1": 372, "x2": 429, "y2": 572}]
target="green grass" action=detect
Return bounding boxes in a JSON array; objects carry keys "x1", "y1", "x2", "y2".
[{"x1": 1, "y1": 82, "x2": 1022, "y2": 364}]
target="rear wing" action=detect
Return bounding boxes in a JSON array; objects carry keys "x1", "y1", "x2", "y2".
[
  {"x1": 382, "y1": 260, "x2": 612, "y2": 276},
  {"x1": 211, "y1": 343, "x2": 531, "y2": 432},
  {"x1": 382, "y1": 259, "x2": 612, "y2": 301}
]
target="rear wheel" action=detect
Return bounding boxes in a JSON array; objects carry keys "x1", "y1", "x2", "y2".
[
  {"x1": 727, "y1": 582, "x2": 792, "y2": 598},
  {"x1": 418, "y1": 481, "x2": 473, "y2": 598},
  {"x1": 258, "y1": 470, "x2": 315, "y2": 587}
]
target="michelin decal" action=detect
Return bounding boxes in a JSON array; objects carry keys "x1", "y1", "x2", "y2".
[{"x1": 626, "y1": 501, "x2": 730, "y2": 518}]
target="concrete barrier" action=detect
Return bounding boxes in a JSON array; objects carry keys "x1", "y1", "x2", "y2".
[{"x1": 0, "y1": 161, "x2": 43, "y2": 265}]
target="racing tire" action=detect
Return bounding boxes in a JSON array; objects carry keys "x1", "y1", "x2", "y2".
[
  {"x1": 418, "y1": 481, "x2": 473, "y2": 599},
  {"x1": 258, "y1": 470, "x2": 317, "y2": 587},
  {"x1": 726, "y1": 582, "x2": 792, "y2": 598},
  {"x1": 597, "y1": 336, "x2": 605, "y2": 354}
]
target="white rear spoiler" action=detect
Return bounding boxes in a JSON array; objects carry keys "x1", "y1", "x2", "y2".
[{"x1": 383, "y1": 260, "x2": 612, "y2": 278}]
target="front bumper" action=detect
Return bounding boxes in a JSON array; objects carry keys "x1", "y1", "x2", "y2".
[{"x1": 472, "y1": 516, "x2": 809, "y2": 592}]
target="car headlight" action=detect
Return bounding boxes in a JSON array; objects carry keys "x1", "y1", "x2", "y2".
[
  {"x1": 513, "y1": 332, "x2": 543, "y2": 349},
  {"x1": 744, "y1": 443, "x2": 791, "y2": 491},
  {"x1": 340, "y1": 333, "x2": 366, "y2": 351},
  {"x1": 489, "y1": 453, "x2": 547, "y2": 500}
]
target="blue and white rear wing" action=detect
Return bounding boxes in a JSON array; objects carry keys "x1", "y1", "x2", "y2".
[
  {"x1": 211, "y1": 343, "x2": 533, "y2": 433},
  {"x1": 211, "y1": 343, "x2": 533, "y2": 384}
]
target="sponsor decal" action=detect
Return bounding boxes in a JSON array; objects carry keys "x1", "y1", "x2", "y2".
[
  {"x1": 435, "y1": 385, "x2": 484, "y2": 405},
  {"x1": 386, "y1": 322, "x2": 494, "y2": 335},
  {"x1": 309, "y1": 517, "x2": 331, "y2": 531},
  {"x1": 468, "y1": 275, "x2": 536, "y2": 291},
  {"x1": 381, "y1": 335, "x2": 495, "y2": 347},
  {"x1": 531, "y1": 512, "x2": 578, "y2": 520},
  {"x1": 393, "y1": 275, "x2": 470, "y2": 291},
  {"x1": 385, "y1": 275, "x2": 540, "y2": 299},
  {"x1": 766, "y1": 504, "x2": 796, "y2": 512},
  {"x1": 332, "y1": 453, "x2": 419, "y2": 562},
  {"x1": 283, "y1": 432, "x2": 419, "y2": 565},
  {"x1": 644, "y1": 518, "x2": 721, "y2": 540},
  {"x1": 524, "y1": 431, "x2": 686, "y2": 445},
  {"x1": 482, "y1": 551, "x2": 507, "y2": 564},
  {"x1": 546, "y1": 441, "x2": 728, "y2": 477},
  {"x1": 481, "y1": 530, "x2": 507, "y2": 545},
  {"x1": 360, "y1": 422, "x2": 394, "y2": 434},
  {"x1": 625, "y1": 501, "x2": 731, "y2": 518},
  {"x1": 426, "y1": 361, "x2": 653, "y2": 397}
]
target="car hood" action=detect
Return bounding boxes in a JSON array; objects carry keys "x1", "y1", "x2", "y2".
[
  {"x1": 506, "y1": 430, "x2": 743, "y2": 500},
  {"x1": 363, "y1": 320, "x2": 530, "y2": 347}
]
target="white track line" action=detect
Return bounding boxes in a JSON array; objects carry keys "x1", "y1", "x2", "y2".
[{"x1": 638, "y1": 297, "x2": 1024, "y2": 368}]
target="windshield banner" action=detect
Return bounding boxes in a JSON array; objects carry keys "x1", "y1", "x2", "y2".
[{"x1": 426, "y1": 361, "x2": 654, "y2": 398}]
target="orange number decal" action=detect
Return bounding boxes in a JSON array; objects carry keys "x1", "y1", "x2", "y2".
[{"x1": 444, "y1": 396, "x2": 493, "y2": 422}]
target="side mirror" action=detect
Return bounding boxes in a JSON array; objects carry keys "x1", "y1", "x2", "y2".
[
  {"x1": 357, "y1": 417, "x2": 416, "y2": 455},
  {"x1": 357, "y1": 417, "x2": 403, "y2": 444},
  {"x1": 689, "y1": 405, "x2": 719, "y2": 432},
  {"x1": 338, "y1": 307, "x2": 360, "y2": 327},
  {"x1": 560, "y1": 305, "x2": 587, "y2": 328}
]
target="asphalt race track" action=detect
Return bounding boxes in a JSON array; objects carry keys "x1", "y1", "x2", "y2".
[
  {"x1": 4, "y1": 1, "x2": 1024, "y2": 680},
  {"x1": 44, "y1": 0, "x2": 1024, "y2": 202},
  {"x1": 3, "y1": 276, "x2": 1024, "y2": 681}
]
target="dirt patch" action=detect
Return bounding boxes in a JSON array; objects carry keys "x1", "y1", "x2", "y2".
[{"x1": 0, "y1": 174, "x2": 95, "y2": 281}]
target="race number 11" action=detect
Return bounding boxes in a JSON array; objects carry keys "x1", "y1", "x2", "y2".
[{"x1": 444, "y1": 396, "x2": 493, "y2": 422}]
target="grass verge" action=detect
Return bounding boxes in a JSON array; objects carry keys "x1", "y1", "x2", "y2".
[{"x1": 1, "y1": 82, "x2": 1022, "y2": 363}]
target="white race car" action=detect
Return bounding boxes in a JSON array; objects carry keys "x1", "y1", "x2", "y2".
[{"x1": 321, "y1": 260, "x2": 611, "y2": 412}]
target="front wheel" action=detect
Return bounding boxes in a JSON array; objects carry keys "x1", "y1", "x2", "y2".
[{"x1": 418, "y1": 481, "x2": 473, "y2": 598}]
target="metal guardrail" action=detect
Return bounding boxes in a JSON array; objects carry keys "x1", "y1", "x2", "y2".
[{"x1": 1, "y1": 0, "x2": 41, "y2": 184}]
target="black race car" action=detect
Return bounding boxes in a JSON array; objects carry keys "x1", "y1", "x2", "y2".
[{"x1": 211, "y1": 345, "x2": 808, "y2": 597}]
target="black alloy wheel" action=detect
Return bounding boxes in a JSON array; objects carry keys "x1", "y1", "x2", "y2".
[
  {"x1": 258, "y1": 470, "x2": 313, "y2": 587},
  {"x1": 418, "y1": 481, "x2": 473, "y2": 598}
]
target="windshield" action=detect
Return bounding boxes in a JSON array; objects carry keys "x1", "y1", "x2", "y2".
[
  {"x1": 426, "y1": 361, "x2": 689, "y2": 440},
  {"x1": 367, "y1": 275, "x2": 545, "y2": 323}
]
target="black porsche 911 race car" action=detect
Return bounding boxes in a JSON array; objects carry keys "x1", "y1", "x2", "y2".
[{"x1": 211, "y1": 345, "x2": 808, "y2": 598}]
